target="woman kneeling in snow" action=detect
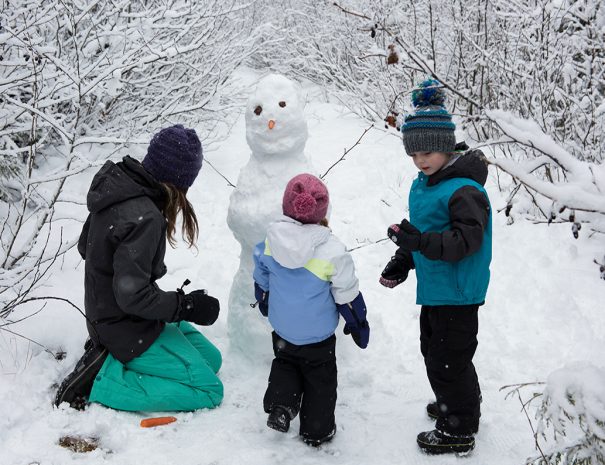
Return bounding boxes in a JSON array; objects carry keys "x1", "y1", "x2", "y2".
[{"x1": 54, "y1": 125, "x2": 223, "y2": 412}]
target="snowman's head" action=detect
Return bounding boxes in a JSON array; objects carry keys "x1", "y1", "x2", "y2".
[{"x1": 245, "y1": 74, "x2": 308, "y2": 158}]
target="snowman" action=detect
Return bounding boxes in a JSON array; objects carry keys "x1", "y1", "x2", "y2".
[{"x1": 227, "y1": 74, "x2": 315, "y2": 356}]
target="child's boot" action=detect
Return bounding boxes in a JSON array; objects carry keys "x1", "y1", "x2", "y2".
[
  {"x1": 267, "y1": 406, "x2": 292, "y2": 433},
  {"x1": 417, "y1": 429, "x2": 475, "y2": 455},
  {"x1": 426, "y1": 401, "x2": 439, "y2": 419},
  {"x1": 301, "y1": 425, "x2": 336, "y2": 447}
]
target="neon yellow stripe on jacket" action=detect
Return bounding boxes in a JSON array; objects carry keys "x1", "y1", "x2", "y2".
[
  {"x1": 263, "y1": 240, "x2": 333, "y2": 281},
  {"x1": 304, "y1": 258, "x2": 334, "y2": 282}
]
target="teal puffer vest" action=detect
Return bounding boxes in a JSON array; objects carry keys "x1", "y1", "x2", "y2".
[{"x1": 409, "y1": 173, "x2": 492, "y2": 306}]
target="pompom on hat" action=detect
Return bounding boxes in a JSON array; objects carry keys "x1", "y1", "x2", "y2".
[
  {"x1": 142, "y1": 124, "x2": 203, "y2": 190},
  {"x1": 401, "y1": 79, "x2": 456, "y2": 156},
  {"x1": 282, "y1": 174, "x2": 329, "y2": 225}
]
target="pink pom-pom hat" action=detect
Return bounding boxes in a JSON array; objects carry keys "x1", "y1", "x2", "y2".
[{"x1": 282, "y1": 173, "x2": 329, "y2": 224}]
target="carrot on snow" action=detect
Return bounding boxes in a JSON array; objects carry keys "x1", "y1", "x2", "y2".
[{"x1": 140, "y1": 416, "x2": 177, "y2": 428}]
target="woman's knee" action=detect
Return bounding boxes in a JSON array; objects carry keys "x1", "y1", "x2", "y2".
[
  {"x1": 192, "y1": 373, "x2": 224, "y2": 407},
  {"x1": 205, "y1": 344, "x2": 222, "y2": 373}
]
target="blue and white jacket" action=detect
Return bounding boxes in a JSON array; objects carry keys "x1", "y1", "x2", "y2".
[{"x1": 253, "y1": 215, "x2": 359, "y2": 345}]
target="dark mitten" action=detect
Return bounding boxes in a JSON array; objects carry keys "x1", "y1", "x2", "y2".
[
  {"x1": 180, "y1": 289, "x2": 220, "y2": 325},
  {"x1": 343, "y1": 321, "x2": 370, "y2": 349},
  {"x1": 336, "y1": 292, "x2": 370, "y2": 349},
  {"x1": 387, "y1": 219, "x2": 421, "y2": 251},
  {"x1": 254, "y1": 282, "x2": 269, "y2": 317},
  {"x1": 379, "y1": 255, "x2": 410, "y2": 288}
]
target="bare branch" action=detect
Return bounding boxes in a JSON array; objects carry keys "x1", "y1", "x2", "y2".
[{"x1": 321, "y1": 124, "x2": 374, "y2": 180}]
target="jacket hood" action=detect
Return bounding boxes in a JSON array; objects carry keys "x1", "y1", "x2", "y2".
[
  {"x1": 428, "y1": 149, "x2": 488, "y2": 187},
  {"x1": 87, "y1": 156, "x2": 166, "y2": 213},
  {"x1": 266, "y1": 215, "x2": 331, "y2": 269}
]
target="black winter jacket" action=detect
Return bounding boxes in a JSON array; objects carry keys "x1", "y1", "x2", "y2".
[{"x1": 78, "y1": 156, "x2": 180, "y2": 363}]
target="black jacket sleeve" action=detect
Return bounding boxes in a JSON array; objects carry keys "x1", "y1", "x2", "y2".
[
  {"x1": 111, "y1": 215, "x2": 179, "y2": 321},
  {"x1": 419, "y1": 186, "x2": 490, "y2": 262}
]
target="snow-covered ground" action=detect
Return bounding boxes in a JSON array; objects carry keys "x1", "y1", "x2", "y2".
[{"x1": 1, "y1": 79, "x2": 604, "y2": 465}]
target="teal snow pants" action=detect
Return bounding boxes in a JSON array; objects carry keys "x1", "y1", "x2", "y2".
[{"x1": 89, "y1": 322, "x2": 223, "y2": 412}]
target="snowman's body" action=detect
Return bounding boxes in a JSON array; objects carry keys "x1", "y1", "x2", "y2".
[{"x1": 227, "y1": 75, "x2": 314, "y2": 356}]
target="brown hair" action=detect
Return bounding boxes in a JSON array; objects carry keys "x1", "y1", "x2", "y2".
[
  {"x1": 162, "y1": 183, "x2": 199, "y2": 248},
  {"x1": 319, "y1": 218, "x2": 329, "y2": 227}
]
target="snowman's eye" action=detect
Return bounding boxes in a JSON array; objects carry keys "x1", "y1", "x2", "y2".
[
  {"x1": 279, "y1": 101, "x2": 286, "y2": 108},
  {"x1": 254, "y1": 106, "x2": 262, "y2": 116}
]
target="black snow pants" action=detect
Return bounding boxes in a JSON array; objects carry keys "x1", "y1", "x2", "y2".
[
  {"x1": 420, "y1": 304, "x2": 481, "y2": 436},
  {"x1": 263, "y1": 332, "x2": 337, "y2": 441}
]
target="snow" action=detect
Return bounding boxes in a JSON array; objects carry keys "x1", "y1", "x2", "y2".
[
  {"x1": 1, "y1": 79, "x2": 605, "y2": 465},
  {"x1": 541, "y1": 363, "x2": 605, "y2": 436}
]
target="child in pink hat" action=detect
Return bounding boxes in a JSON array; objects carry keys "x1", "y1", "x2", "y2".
[{"x1": 252, "y1": 173, "x2": 369, "y2": 446}]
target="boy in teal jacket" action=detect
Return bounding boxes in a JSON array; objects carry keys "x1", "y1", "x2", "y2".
[{"x1": 380, "y1": 80, "x2": 491, "y2": 455}]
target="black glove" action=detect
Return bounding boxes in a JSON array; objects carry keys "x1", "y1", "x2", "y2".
[
  {"x1": 387, "y1": 219, "x2": 421, "y2": 251},
  {"x1": 379, "y1": 255, "x2": 410, "y2": 288},
  {"x1": 179, "y1": 289, "x2": 220, "y2": 326}
]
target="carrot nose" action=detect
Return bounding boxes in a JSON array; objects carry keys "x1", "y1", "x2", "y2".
[{"x1": 268, "y1": 120, "x2": 276, "y2": 130}]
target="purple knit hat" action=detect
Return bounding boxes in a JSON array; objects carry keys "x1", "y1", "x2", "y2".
[
  {"x1": 282, "y1": 174, "x2": 329, "y2": 224},
  {"x1": 142, "y1": 124, "x2": 203, "y2": 190}
]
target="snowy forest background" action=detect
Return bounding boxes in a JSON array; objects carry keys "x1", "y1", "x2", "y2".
[{"x1": 1, "y1": 1, "x2": 604, "y2": 464}]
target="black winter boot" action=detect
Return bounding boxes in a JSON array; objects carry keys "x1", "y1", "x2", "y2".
[
  {"x1": 301, "y1": 425, "x2": 336, "y2": 447},
  {"x1": 267, "y1": 406, "x2": 292, "y2": 433},
  {"x1": 426, "y1": 401, "x2": 440, "y2": 419},
  {"x1": 417, "y1": 429, "x2": 475, "y2": 455},
  {"x1": 54, "y1": 340, "x2": 108, "y2": 410}
]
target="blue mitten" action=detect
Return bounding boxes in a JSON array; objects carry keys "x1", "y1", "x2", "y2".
[
  {"x1": 336, "y1": 292, "x2": 370, "y2": 349},
  {"x1": 254, "y1": 282, "x2": 269, "y2": 317}
]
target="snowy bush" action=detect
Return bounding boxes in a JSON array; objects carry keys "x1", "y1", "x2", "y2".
[
  {"x1": 524, "y1": 363, "x2": 605, "y2": 465},
  {"x1": 251, "y1": 0, "x2": 603, "y2": 153},
  {"x1": 484, "y1": 109, "x2": 605, "y2": 237},
  {"x1": 0, "y1": 0, "x2": 260, "y2": 318},
  {"x1": 249, "y1": 0, "x2": 417, "y2": 122}
]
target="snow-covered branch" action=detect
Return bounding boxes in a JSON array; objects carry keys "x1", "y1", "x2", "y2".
[
  {"x1": 529, "y1": 364, "x2": 605, "y2": 465},
  {"x1": 486, "y1": 110, "x2": 605, "y2": 215},
  {"x1": 0, "y1": 0, "x2": 262, "y2": 317}
]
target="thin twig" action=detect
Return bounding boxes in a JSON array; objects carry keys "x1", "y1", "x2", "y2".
[
  {"x1": 517, "y1": 390, "x2": 549, "y2": 462},
  {"x1": 321, "y1": 124, "x2": 374, "y2": 180},
  {"x1": 332, "y1": 2, "x2": 371, "y2": 20},
  {"x1": 347, "y1": 237, "x2": 390, "y2": 252},
  {"x1": 0, "y1": 303, "x2": 46, "y2": 327},
  {"x1": 500, "y1": 381, "x2": 546, "y2": 392},
  {"x1": 501, "y1": 382, "x2": 548, "y2": 462},
  {"x1": 204, "y1": 158, "x2": 236, "y2": 188},
  {"x1": 8, "y1": 296, "x2": 87, "y2": 323},
  {"x1": 0, "y1": 326, "x2": 56, "y2": 358}
]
